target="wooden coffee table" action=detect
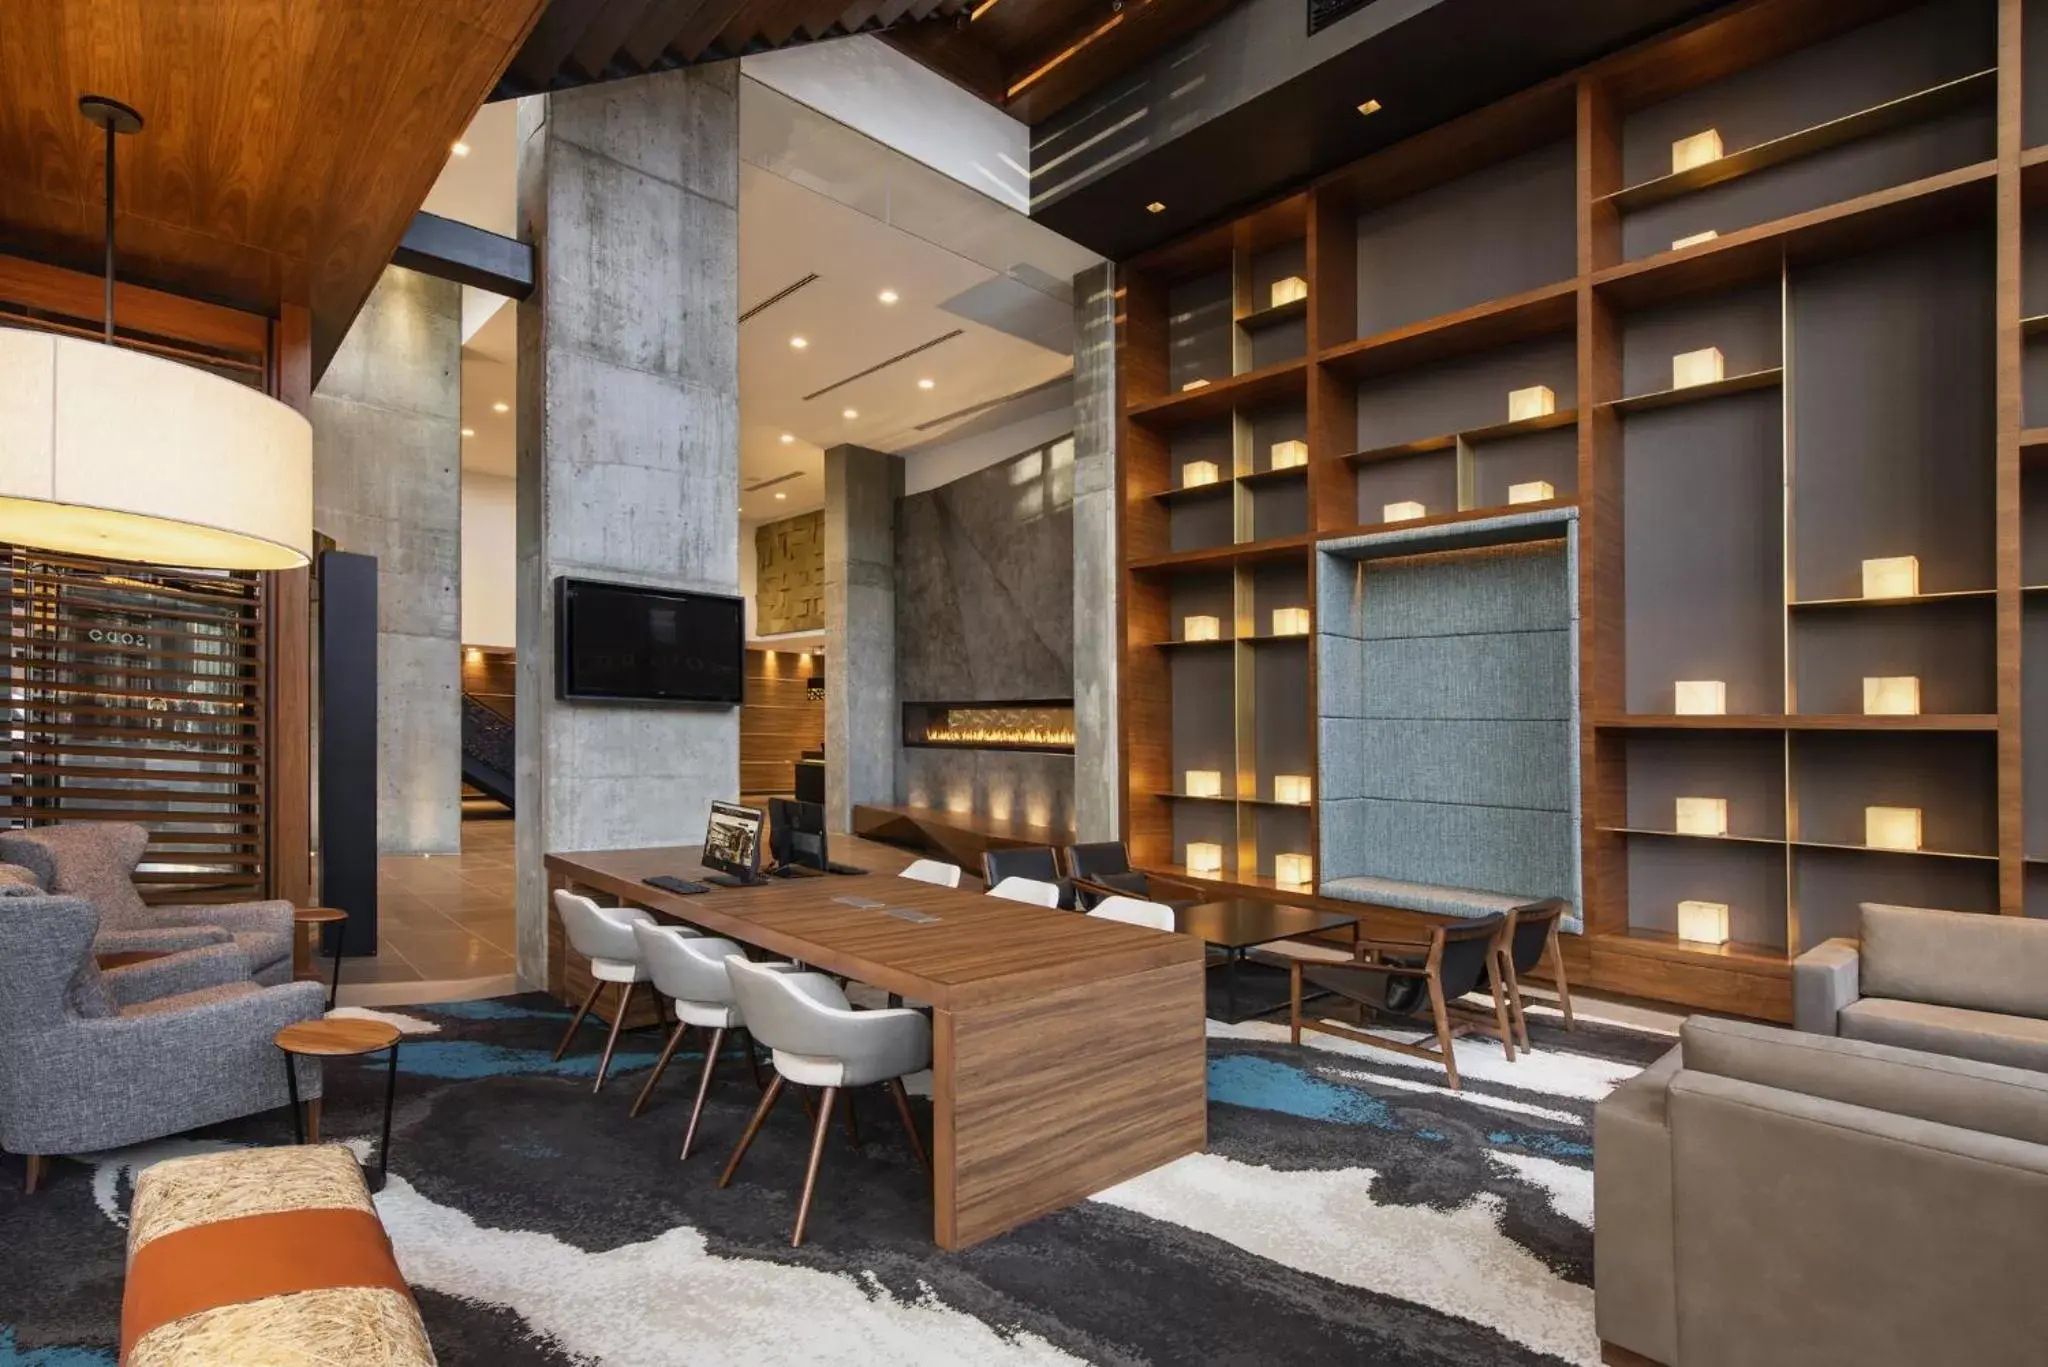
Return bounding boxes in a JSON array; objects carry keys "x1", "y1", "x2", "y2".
[
  {"x1": 275, "y1": 1017, "x2": 401, "y2": 1192},
  {"x1": 293, "y1": 906, "x2": 349, "y2": 1009},
  {"x1": 1176, "y1": 897, "x2": 1361, "y2": 1024}
]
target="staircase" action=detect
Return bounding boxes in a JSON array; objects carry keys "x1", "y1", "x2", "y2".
[{"x1": 461, "y1": 692, "x2": 515, "y2": 812}]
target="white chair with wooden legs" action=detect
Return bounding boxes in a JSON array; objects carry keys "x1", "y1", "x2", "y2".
[
  {"x1": 628, "y1": 923, "x2": 766, "y2": 1158},
  {"x1": 1087, "y1": 895, "x2": 1177, "y2": 931},
  {"x1": 987, "y1": 876, "x2": 1060, "y2": 908},
  {"x1": 550, "y1": 890, "x2": 656, "y2": 1092},
  {"x1": 899, "y1": 859, "x2": 962, "y2": 888},
  {"x1": 718, "y1": 956, "x2": 932, "y2": 1247}
]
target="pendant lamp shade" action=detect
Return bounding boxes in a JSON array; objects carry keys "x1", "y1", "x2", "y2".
[{"x1": 0, "y1": 328, "x2": 312, "y2": 570}]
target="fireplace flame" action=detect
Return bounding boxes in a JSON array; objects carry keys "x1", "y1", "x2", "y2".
[{"x1": 918, "y1": 705, "x2": 1075, "y2": 751}]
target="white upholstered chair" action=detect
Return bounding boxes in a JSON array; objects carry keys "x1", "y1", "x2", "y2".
[
  {"x1": 551, "y1": 889, "x2": 656, "y2": 1091},
  {"x1": 719, "y1": 955, "x2": 932, "y2": 1246},
  {"x1": 1088, "y1": 895, "x2": 1177, "y2": 931},
  {"x1": 629, "y1": 923, "x2": 766, "y2": 1157},
  {"x1": 987, "y1": 876, "x2": 1061, "y2": 908},
  {"x1": 899, "y1": 859, "x2": 962, "y2": 889}
]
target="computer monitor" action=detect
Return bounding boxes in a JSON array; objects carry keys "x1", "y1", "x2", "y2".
[
  {"x1": 701, "y1": 801, "x2": 764, "y2": 885},
  {"x1": 767, "y1": 797, "x2": 865, "y2": 877}
]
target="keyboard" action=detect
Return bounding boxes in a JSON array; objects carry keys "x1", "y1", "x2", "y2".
[{"x1": 643, "y1": 874, "x2": 708, "y2": 896}]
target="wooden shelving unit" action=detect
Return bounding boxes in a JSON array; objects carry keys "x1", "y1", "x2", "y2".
[{"x1": 1113, "y1": 0, "x2": 2038, "y2": 1020}]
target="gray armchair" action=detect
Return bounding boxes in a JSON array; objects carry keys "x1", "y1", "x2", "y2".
[
  {"x1": 0, "y1": 822, "x2": 295, "y2": 985},
  {"x1": 0, "y1": 892, "x2": 324, "y2": 1192},
  {"x1": 1794, "y1": 901, "x2": 2048, "y2": 1073}
]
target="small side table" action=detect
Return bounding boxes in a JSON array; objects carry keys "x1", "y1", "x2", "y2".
[
  {"x1": 275, "y1": 1017, "x2": 401, "y2": 1193},
  {"x1": 294, "y1": 906, "x2": 349, "y2": 1010}
]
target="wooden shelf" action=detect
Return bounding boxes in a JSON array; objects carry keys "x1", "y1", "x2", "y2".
[
  {"x1": 1239, "y1": 465, "x2": 1309, "y2": 489},
  {"x1": 2021, "y1": 427, "x2": 2048, "y2": 451},
  {"x1": 1128, "y1": 533, "x2": 1314, "y2": 572},
  {"x1": 1344, "y1": 409, "x2": 1577, "y2": 465},
  {"x1": 1600, "y1": 826, "x2": 1785, "y2": 847},
  {"x1": 1237, "y1": 296, "x2": 1307, "y2": 332},
  {"x1": 1150, "y1": 637, "x2": 1235, "y2": 650},
  {"x1": 1600, "y1": 69, "x2": 1995, "y2": 213},
  {"x1": 1322, "y1": 498, "x2": 1579, "y2": 541},
  {"x1": 1152, "y1": 792, "x2": 1237, "y2": 804},
  {"x1": 1319, "y1": 281, "x2": 1577, "y2": 381},
  {"x1": 1790, "y1": 839, "x2": 1997, "y2": 863},
  {"x1": 2023, "y1": 313, "x2": 2048, "y2": 338},
  {"x1": 1240, "y1": 796, "x2": 1316, "y2": 810},
  {"x1": 1126, "y1": 359, "x2": 1308, "y2": 427},
  {"x1": 1587, "y1": 928, "x2": 1792, "y2": 970},
  {"x1": 1597, "y1": 714, "x2": 1999, "y2": 731},
  {"x1": 1241, "y1": 632, "x2": 1312, "y2": 645},
  {"x1": 1149, "y1": 481, "x2": 1233, "y2": 507},
  {"x1": 1593, "y1": 161, "x2": 1996, "y2": 309},
  {"x1": 1788, "y1": 588, "x2": 1995, "y2": 609},
  {"x1": 1601, "y1": 368, "x2": 1783, "y2": 415}
]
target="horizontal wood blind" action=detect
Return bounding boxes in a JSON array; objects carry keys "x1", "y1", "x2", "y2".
[
  {"x1": 2, "y1": 549, "x2": 268, "y2": 901},
  {"x1": 740, "y1": 648, "x2": 823, "y2": 798}
]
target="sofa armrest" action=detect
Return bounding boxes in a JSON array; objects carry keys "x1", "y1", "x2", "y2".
[
  {"x1": 1594, "y1": 1044, "x2": 1682, "y2": 1367},
  {"x1": 95, "y1": 925, "x2": 233, "y2": 955},
  {"x1": 1793, "y1": 938, "x2": 1861, "y2": 1035},
  {"x1": 103, "y1": 942, "x2": 253, "y2": 1006}
]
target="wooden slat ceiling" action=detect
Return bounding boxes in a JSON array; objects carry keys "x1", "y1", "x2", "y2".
[
  {"x1": 0, "y1": 0, "x2": 549, "y2": 374},
  {"x1": 490, "y1": 0, "x2": 973, "y2": 98}
]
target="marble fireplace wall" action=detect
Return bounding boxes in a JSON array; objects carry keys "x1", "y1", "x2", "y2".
[{"x1": 896, "y1": 437, "x2": 1076, "y2": 834}]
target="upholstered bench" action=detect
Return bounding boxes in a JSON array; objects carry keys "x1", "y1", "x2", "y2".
[
  {"x1": 123, "y1": 1145, "x2": 434, "y2": 1366},
  {"x1": 1319, "y1": 875, "x2": 1531, "y2": 920}
]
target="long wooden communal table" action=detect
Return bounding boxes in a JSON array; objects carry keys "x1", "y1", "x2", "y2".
[{"x1": 544, "y1": 837, "x2": 1208, "y2": 1250}]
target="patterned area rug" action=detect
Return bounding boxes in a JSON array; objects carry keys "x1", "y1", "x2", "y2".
[{"x1": 0, "y1": 992, "x2": 1672, "y2": 1366}]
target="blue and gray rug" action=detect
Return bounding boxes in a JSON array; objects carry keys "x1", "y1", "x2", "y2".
[{"x1": 0, "y1": 992, "x2": 1671, "y2": 1366}]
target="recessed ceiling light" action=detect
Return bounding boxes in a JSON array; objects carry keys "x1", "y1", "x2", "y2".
[
  {"x1": 878, "y1": 289, "x2": 899, "y2": 305},
  {"x1": 460, "y1": 427, "x2": 475, "y2": 438},
  {"x1": 842, "y1": 408, "x2": 858, "y2": 419},
  {"x1": 917, "y1": 377, "x2": 935, "y2": 390},
  {"x1": 779, "y1": 433, "x2": 794, "y2": 444},
  {"x1": 1146, "y1": 201, "x2": 1165, "y2": 214},
  {"x1": 451, "y1": 141, "x2": 470, "y2": 157},
  {"x1": 775, "y1": 491, "x2": 787, "y2": 500},
  {"x1": 790, "y1": 336, "x2": 808, "y2": 349},
  {"x1": 1356, "y1": 99, "x2": 1382, "y2": 116},
  {"x1": 491, "y1": 401, "x2": 509, "y2": 414}
]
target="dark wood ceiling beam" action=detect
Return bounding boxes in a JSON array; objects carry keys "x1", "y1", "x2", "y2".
[
  {"x1": 567, "y1": 0, "x2": 671, "y2": 78},
  {"x1": 511, "y1": 0, "x2": 612, "y2": 89},
  {"x1": 1002, "y1": 0, "x2": 1242, "y2": 124},
  {"x1": 667, "y1": 0, "x2": 756, "y2": 61},
  {"x1": 882, "y1": 20, "x2": 1009, "y2": 106},
  {"x1": 717, "y1": 0, "x2": 806, "y2": 54},
  {"x1": 622, "y1": 0, "x2": 720, "y2": 69}
]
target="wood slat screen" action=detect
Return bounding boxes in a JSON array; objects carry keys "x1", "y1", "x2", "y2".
[
  {"x1": 2, "y1": 549, "x2": 268, "y2": 902},
  {"x1": 741, "y1": 647, "x2": 824, "y2": 800}
]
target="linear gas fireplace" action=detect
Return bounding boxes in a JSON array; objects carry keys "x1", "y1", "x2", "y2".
[{"x1": 902, "y1": 700, "x2": 1075, "y2": 754}]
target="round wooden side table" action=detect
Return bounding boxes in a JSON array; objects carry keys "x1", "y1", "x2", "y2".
[
  {"x1": 276, "y1": 1017, "x2": 401, "y2": 1192},
  {"x1": 294, "y1": 906, "x2": 349, "y2": 1009}
]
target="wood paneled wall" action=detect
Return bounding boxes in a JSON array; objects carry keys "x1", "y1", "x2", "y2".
[{"x1": 742, "y1": 647, "x2": 824, "y2": 798}]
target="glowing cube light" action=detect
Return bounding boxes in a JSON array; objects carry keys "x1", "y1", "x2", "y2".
[
  {"x1": 1275, "y1": 852, "x2": 1314, "y2": 888},
  {"x1": 1672, "y1": 129, "x2": 1724, "y2": 174},
  {"x1": 1677, "y1": 900, "x2": 1730, "y2": 945},
  {"x1": 1181, "y1": 460, "x2": 1220, "y2": 488},
  {"x1": 1383, "y1": 501, "x2": 1427, "y2": 523},
  {"x1": 1863, "y1": 676, "x2": 1921, "y2": 716},
  {"x1": 1270, "y1": 439, "x2": 1308, "y2": 470},
  {"x1": 1273, "y1": 774, "x2": 1312, "y2": 805},
  {"x1": 1508, "y1": 385, "x2": 1556, "y2": 422},
  {"x1": 1672, "y1": 229, "x2": 1719, "y2": 250},
  {"x1": 1865, "y1": 806, "x2": 1923, "y2": 852},
  {"x1": 1861, "y1": 556, "x2": 1919, "y2": 600},
  {"x1": 1183, "y1": 615, "x2": 1221, "y2": 642},
  {"x1": 1674, "y1": 797, "x2": 1728, "y2": 837},
  {"x1": 1508, "y1": 480, "x2": 1554, "y2": 505},
  {"x1": 1672, "y1": 346, "x2": 1724, "y2": 390},
  {"x1": 1271, "y1": 607, "x2": 1311, "y2": 636},
  {"x1": 1186, "y1": 842, "x2": 1224, "y2": 875},
  {"x1": 1674, "y1": 680, "x2": 1726, "y2": 716},
  {"x1": 1269, "y1": 276, "x2": 1308, "y2": 307}
]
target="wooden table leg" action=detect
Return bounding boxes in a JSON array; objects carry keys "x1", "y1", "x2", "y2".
[{"x1": 930, "y1": 958, "x2": 1206, "y2": 1250}]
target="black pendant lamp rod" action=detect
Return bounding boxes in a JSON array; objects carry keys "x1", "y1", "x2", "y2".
[{"x1": 78, "y1": 95, "x2": 143, "y2": 344}]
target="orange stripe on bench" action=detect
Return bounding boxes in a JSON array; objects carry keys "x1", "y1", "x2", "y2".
[{"x1": 121, "y1": 1207, "x2": 412, "y2": 1361}]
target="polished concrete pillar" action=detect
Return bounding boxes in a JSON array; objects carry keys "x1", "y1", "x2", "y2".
[
  {"x1": 1071, "y1": 262, "x2": 1120, "y2": 842},
  {"x1": 513, "y1": 68, "x2": 742, "y2": 985},
  {"x1": 310, "y1": 265, "x2": 463, "y2": 855},
  {"x1": 824, "y1": 443, "x2": 901, "y2": 834}
]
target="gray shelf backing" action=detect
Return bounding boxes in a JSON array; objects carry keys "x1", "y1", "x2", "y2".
[
  {"x1": 1167, "y1": 270, "x2": 1234, "y2": 392},
  {"x1": 1252, "y1": 644, "x2": 1313, "y2": 798},
  {"x1": 1623, "y1": 731, "x2": 1788, "y2": 840},
  {"x1": 1790, "y1": 228, "x2": 1995, "y2": 598},
  {"x1": 1166, "y1": 571, "x2": 1236, "y2": 644},
  {"x1": 1248, "y1": 403, "x2": 1308, "y2": 470},
  {"x1": 1167, "y1": 421, "x2": 1235, "y2": 553},
  {"x1": 2028, "y1": 864, "x2": 2048, "y2": 919},
  {"x1": 1790, "y1": 600, "x2": 1995, "y2": 715},
  {"x1": 2028, "y1": 0, "x2": 2048, "y2": 148},
  {"x1": 1355, "y1": 450, "x2": 1459, "y2": 527},
  {"x1": 1354, "y1": 138, "x2": 1575, "y2": 337},
  {"x1": 1626, "y1": 837, "x2": 1789, "y2": 948},
  {"x1": 1248, "y1": 401, "x2": 1311, "y2": 540},
  {"x1": 1622, "y1": 388, "x2": 1785, "y2": 714},
  {"x1": 1470, "y1": 427, "x2": 1578, "y2": 509},
  {"x1": 1249, "y1": 803, "x2": 1314, "y2": 880},
  {"x1": 1618, "y1": 0, "x2": 1995, "y2": 260},
  {"x1": 1246, "y1": 561, "x2": 1309, "y2": 629},
  {"x1": 2026, "y1": 599, "x2": 2048, "y2": 861},
  {"x1": 1168, "y1": 647, "x2": 1236, "y2": 782},
  {"x1": 2030, "y1": 472, "x2": 2048, "y2": 591},
  {"x1": 1793, "y1": 846, "x2": 1997, "y2": 951},
  {"x1": 1171, "y1": 800, "x2": 1240, "y2": 877},
  {"x1": 1619, "y1": 283, "x2": 1783, "y2": 398},
  {"x1": 1355, "y1": 335, "x2": 1577, "y2": 452},
  {"x1": 1790, "y1": 730, "x2": 1998, "y2": 855}
]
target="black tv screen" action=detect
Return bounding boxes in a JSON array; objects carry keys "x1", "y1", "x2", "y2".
[{"x1": 554, "y1": 578, "x2": 744, "y2": 705}]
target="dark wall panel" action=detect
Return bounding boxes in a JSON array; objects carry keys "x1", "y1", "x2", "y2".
[
  {"x1": 1791, "y1": 731, "x2": 1996, "y2": 854},
  {"x1": 1169, "y1": 650, "x2": 1236, "y2": 779},
  {"x1": 1251, "y1": 644, "x2": 1313, "y2": 793},
  {"x1": 1793, "y1": 847, "x2": 1997, "y2": 949},
  {"x1": 1356, "y1": 452, "x2": 1459, "y2": 526},
  {"x1": 2026, "y1": 599, "x2": 2048, "y2": 858},
  {"x1": 1790, "y1": 229, "x2": 1995, "y2": 598},
  {"x1": 1626, "y1": 837, "x2": 1788, "y2": 947},
  {"x1": 1622, "y1": 391, "x2": 1785, "y2": 714},
  {"x1": 1356, "y1": 336, "x2": 1577, "y2": 450},
  {"x1": 1168, "y1": 571, "x2": 1236, "y2": 640},
  {"x1": 1619, "y1": 283, "x2": 1782, "y2": 398},
  {"x1": 1168, "y1": 270, "x2": 1233, "y2": 390},
  {"x1": 1623, "y1": 731, "x2": 1786, "y2": 839},
  {"x1": 1790, "y1": 602, "x2": 1995, "y2": 715},
  {"x1": 1471, "y1": 429, "x2": 1578, "y2": 509}
]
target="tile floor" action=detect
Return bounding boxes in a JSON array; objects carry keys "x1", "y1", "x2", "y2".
[{"x1": 322, "y1": 814, "x2": 520, "y2": 1006}]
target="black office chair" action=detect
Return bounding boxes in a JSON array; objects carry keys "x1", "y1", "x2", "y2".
[
  {"x1": 979, "y1": 847, "x2": 1076, "y2": 910},
  {"x1": 1496, "y1": 898, "x2": 1574, "y2": 1050},
  {"x1": 1063, "y1": 841, "x2": 1204, "y2": 910},
  {"x1": 1288, "y1": 915, "x2": 1513, "y2": 1091}
]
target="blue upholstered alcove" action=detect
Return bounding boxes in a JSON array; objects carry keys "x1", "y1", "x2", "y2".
[{"x1": 1316, "y1": 507, "x2": 1583, "y2": 931}]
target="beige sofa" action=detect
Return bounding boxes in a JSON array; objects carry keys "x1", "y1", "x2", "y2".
[
  {"x1": 1794, "y1": 902, "x2": 2048, "y2": 1071},
  {"x1": 1594, "y1": 1015, "x2": 2048, "y2": 1367}
]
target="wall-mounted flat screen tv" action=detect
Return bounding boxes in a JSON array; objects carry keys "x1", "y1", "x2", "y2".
[{"x1": 554, "y1": 577, "x2": 744, "y2": 705}]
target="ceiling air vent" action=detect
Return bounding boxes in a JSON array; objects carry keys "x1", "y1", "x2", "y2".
[{"x1": 1308, "y1": 0, "x2": 1374, "y2": 37}]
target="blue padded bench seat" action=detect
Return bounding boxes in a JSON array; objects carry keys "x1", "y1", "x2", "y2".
[{"x1": 1320, "y1": 876, "x2": 1532, "y2": 920}]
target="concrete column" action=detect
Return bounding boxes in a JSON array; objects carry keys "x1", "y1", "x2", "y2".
[
  {"x1": 310, "y1": 265, "x2": 462, "y2": 855},
  {"x1": 513, "y1": 68, "x2": 742, "y2": 986},
  {"x1": 824, "y1": 443, "x2": 901, "y2": 834},
  {"x1": 1071, "y1": 262, "x2": 1120, "y2": 842}
]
